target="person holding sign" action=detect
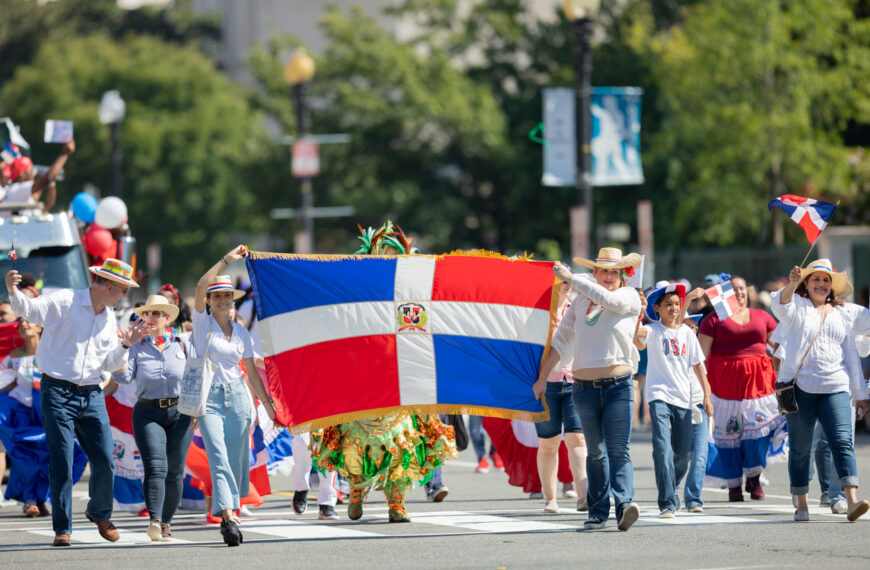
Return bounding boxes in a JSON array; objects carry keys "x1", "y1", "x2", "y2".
[
  {"x1": 698, "y1": 276, "x2": 783, "y2": 502},
  {"x1": 772, "y1": 261, "x2": 870, "y2": 522},
  {"x1": 0, "y1": 140, "x2": 74, "y2": 212},
  {"x1": 540, "y1": 247, "x2": 643, "y2": 531}
]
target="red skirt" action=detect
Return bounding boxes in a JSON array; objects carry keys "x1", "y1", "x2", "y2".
[
  {"x1": 706, "y1": 353, "x2": 776, "y2": 401},
  {"x1": 482, "y1": 417, "x2": 573, "y2": 494}
]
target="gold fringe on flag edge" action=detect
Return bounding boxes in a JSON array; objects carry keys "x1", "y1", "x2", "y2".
[{"x1": 286, "y1": 404, "x2": 550, "y2": 435}]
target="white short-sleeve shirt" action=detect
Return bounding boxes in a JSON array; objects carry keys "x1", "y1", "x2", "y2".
[
  {"x1": 643, "y1": 323, "x2": 705, "y2": 409},
  {"x1": 192, "y1": 309, "x2": 254, "y2": 385}
]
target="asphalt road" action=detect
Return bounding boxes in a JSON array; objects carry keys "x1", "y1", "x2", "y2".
[{"x1": 2, "y1": 429, "x2": 870, "y2": 569}]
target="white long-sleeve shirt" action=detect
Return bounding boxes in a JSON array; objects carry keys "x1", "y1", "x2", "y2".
[
  {"x1": 771, "y1": 290, "x2": 869, "y2": 400},
  {"x1": 10, "y1": 288, "x2": 128, "y2": 386},
  {"x1": 550, "y1": 273, "x2": 641, "y2": 372}
]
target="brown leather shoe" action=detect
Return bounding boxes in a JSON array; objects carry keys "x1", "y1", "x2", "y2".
[
  {"x1": 85, "y1": 512, "x2": 120, "y2": 542},
  {"x1": 53, "y1": 534, "x2": 71, "y2": 547},
  {"x1": 160, "y1": 523, "x2": 171, "y2": 538}
]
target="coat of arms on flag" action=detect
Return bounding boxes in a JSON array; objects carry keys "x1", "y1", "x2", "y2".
[
  {"x1": 245, "y1": 252, "x2": 557, "y2": 432},
  {"x1": 768, "y1": 194, "x2": 837, "y2": 244},
  {"x1": 704, "y1": 280, "x2": 741, "y2": 321}
]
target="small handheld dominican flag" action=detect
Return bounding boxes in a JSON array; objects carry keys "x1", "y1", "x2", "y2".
[
  {"x1": 705, "y1": 280, "x2": 741, "y2": 321},
  {"x1": 768, "y1": 195, "x2": 837, "y2": 244}
]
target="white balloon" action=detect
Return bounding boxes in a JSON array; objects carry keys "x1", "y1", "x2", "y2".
[{"x1": 94, "y1": 196, "x2": 127, "y2": 229}]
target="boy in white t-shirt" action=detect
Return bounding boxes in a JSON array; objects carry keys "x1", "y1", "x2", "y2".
[{"x1": 634, "y1": 281, "x2": 714, "y2": 518}]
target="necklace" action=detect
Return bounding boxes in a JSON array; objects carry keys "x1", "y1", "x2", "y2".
[{"x1": 585, "y1": 302, "x2": 603, "y2": 326}]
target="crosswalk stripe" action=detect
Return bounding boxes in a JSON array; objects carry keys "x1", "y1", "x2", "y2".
[
  {"x1": 377, "y1": 510, "x2": 577, "y2": 533},
  {"x1": 26, "y1": 528, "x2": 192, "y2": 544},
  {"x1": 236, "y1": 519, "x2": 381, "y2": 540}
]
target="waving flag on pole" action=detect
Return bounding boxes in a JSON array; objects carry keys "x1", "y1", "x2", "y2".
[
  {"x1": 246, "y1": 252, "x2": 556, "y2": 431},
  {"x1": 705, "y1": 280, "x2": 742, "y2": 321},
  {"x1": 768, "y1": 195, "x2": 837, "y2": 244}
]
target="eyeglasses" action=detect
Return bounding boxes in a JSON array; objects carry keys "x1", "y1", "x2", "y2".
[
  {"x1": 140, "y1": 310, "x2": 167, "y2": 319},
  {"x1": 107, "y1": 281, "x2": 129, "y2": 295}
]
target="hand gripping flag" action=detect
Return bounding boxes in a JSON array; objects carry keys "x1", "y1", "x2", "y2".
[
  {"x1": 245, "y1": 252, "x2": 557, "y2": 431},
  {"x1": 704, "y1": 280, "x2": 741, "y2": 321},
  {"x1": 768, "y1": 195, "x2": 837, "y2": 244}
]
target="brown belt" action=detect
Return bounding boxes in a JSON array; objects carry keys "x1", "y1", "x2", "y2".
[{"x1": 137, "y1": 397, "x2": 179, "y2": 408}]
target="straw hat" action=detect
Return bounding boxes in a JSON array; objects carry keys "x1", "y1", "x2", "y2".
[
  {"x1": 133, "y1": 294, "x2": 179, "y2": 322},
  {"x1": 574, "y1": 247, "x2": 642, "y2": 271},
  {"x1": 207, "y1": 275, "x2": 246, "y2": 300},
  {"x1": 89, "y1": 258, "x2": 139, "y2": 288},
  {"x1": 644, "y1": 280, "x2": 686, "y2": 322},
  {"x1": 799, "y1": 259, "x2": 850, "y2": 298}
]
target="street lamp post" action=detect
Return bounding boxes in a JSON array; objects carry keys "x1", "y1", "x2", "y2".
[
  {"x1": 563, "y1": 0, "x2": 600, "y2": 261},
  {"x1": 98, "y1": 90, "x2": 126, "y2": 198},
  {"x1": 284, "y1": 49, "x2": 316, "y2": 254}
]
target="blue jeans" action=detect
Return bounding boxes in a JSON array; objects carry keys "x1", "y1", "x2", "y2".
[
  {"x1": 535, "y1": 379, "x2": 583, "y2": 438},
  {"x1": 573, "y1": 378, "x2": 634, "y2": 521},
  {"x1": 683, "y1": 405, "x2": 709, "y2": 508},
  {"x1": 424, "y1": 467, "x2": 443, "y2": 495},
  {"x1": 198, "y1": 381, "x2": 252, "y2": 515},
  {"x1": 785, "y1": 387, "x2": 858, "y2": 495},
  {"x1": 813, "y1": 421, "x2": 845, "y2": 502},
  {"x1": 132, "y1": 402, "x2": 194, "y2": 523},
  {"x1": 468, "y1": 415, "x2": 493, "y2": 460},
  {"x1": 649, "y1": 400, "x2": 693, "y2": 512},
  {"x1": 41, "y1": 378, "x2": 115, "y2": 535}
]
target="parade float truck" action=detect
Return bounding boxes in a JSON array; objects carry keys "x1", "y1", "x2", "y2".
[{"x1": 0, "y1": 200, "x2": 134, "y2": 294}]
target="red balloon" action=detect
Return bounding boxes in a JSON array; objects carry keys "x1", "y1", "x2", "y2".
[{"x1": 84, "y1": 223, "x2": 117, "y2": 265}]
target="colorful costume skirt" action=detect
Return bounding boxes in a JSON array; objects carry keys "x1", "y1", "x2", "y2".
[
  {"x1": 483, "y1": 417, "x2": 573, "y2": 494},
  {"x1": 0, "y1": 390, "x2": 87, "y2": 504},
  {"x1": 706, "y1": 394, "x2": 788, "y2": 487},
  {"x1": 311, "y1": 412, "x2": 457, "y2": 490}
]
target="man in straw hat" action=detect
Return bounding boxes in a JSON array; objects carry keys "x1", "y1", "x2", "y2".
[
  {"x1": 538, "y1": 247, "x2": 643, "y2": 531},
  {"x1": 772, "y1": 259, "x2": 870, "y2": 522},
  {"x1": 5, "y1": 258, "x2": 146, "y2": 546}
]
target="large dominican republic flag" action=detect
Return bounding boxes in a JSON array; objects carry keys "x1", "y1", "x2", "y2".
[{"x1": 246, "y1": 252, "x2": 556, "y2": 431}]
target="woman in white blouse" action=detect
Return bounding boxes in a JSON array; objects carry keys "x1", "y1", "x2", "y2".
[
  {"x1": 536, "y1": 247, "x2": 643, "y2": 532},
  {"x1": 194, "y1": 245, "x2": 276, "y2": 546},
  {"x1": 772, "y1": 259, "x2": 869, "y2": 522}
]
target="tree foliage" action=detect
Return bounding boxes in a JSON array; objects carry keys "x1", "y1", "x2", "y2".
[{"x1": 0, "y1": 34, "x2": 270, "y2": 283}]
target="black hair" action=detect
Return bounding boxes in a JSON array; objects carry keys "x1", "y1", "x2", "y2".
[{"x1": 655, "y1": 291, "x2": 681, "y2": 307}]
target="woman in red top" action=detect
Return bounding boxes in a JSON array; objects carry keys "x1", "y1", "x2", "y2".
[{"x1": 698, "y1": 276, "x2": 786, "y2": 502}]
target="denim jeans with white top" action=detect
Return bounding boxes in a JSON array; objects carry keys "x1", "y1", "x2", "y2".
[{"x1": 198, "y1": 380, "x2": 252, "y2": 515}]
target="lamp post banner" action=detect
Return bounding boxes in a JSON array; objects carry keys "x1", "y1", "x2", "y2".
[{"x1": 542, "y1": 87, "x2": 644, "y2": 187}]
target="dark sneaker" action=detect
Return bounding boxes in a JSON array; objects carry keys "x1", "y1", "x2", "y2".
[
  {"x1": 221, "y1": 519, "x2": 242, "y2": 547},
  {"x1": 318, "y1": 505, "x2": 339, "y2": 520},
  {"x1": 428, "y1": 487, "x2": 448, "y2": 503},
  {"x1": 85, "y1": 511, "x2": 120, "y2": 542},
  {"x1": 583, "y1": 516, "x2": 606, "y2": 530},
  {"x1": 617, "y1": 503, "x2": 640, "y2": 531},
  {"x1": 292, "y1": 490, "x2": 308, "y2": 515}
]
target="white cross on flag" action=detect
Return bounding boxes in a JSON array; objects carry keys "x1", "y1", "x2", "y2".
[{"x1": 704, "y1": 280, "x2": 741, "y2": 321}]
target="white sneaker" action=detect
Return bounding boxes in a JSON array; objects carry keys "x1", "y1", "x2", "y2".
[
  {"x1": 576, "y1": 497, "x2": 588, "y2": 512},
  {"x1": 831, "y1": 500, "x2": 848, "y2": 514},
  {"x1": 0, "y1": 497, "x2": 18, "y2": 508},
  {"x1": 147, "y1": 520, "x2": 163, "y2": 542},
  {"x1": 543, "y1": 500, "x2": 559, "y2": 513},
  {"x1": 659, "y1": 510, "x2": 675, "y2": 519},
  {"x1": 794, "y1": 510, "x2": 810, "y2": 522},
  {"x1": 239, "y1": 505, "x2": 254, "y2": 517},
  {"x1": 563, "y1": 483, "x2": 578, "y2": 499},
  {"x1": 687, "y1": 505, "x2": 704, "y2": 513}
]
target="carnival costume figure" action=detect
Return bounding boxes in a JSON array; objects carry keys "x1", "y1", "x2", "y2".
[{"x1": 310, "y1": 223, "x2": 458, "y2": 523}]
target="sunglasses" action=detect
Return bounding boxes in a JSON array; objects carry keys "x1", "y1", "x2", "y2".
[{"x1": 140, "y1": 310, "x2": 167, "y2": 319}]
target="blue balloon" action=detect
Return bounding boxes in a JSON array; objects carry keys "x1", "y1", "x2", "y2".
[{"x1": 71, "y1": 192, "x2": 98, "y2": 223}]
